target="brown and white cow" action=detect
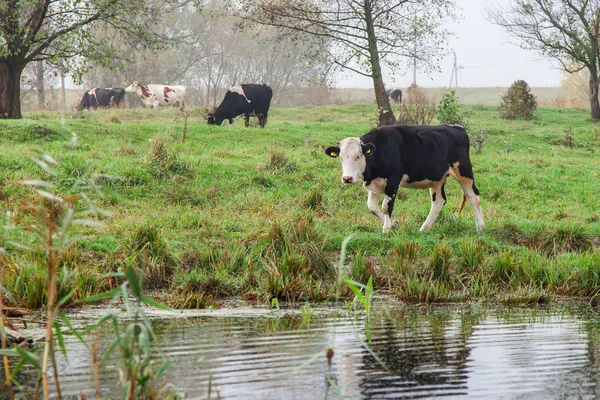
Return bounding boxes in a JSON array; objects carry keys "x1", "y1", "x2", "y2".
[{"x1": 124, "y1": 82, "x2": 186, "y2": 108}]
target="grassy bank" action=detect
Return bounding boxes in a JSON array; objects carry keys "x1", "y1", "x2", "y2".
[{"x1": 0, "y1": 104, "x2": 599, "y2": 308}]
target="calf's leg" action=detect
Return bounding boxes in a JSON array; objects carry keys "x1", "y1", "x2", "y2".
[
  {"x1": 450, "y1": 163, "x2": 485, "y2": 232},
  {"x1": 367, "y1": 191, "x2": 386, "y2": 223},
  {"x1": 382, "y1": 178, "x2": 401, "y2": 233},
  {"x1": 420, "y1": 182, "x2": 447, "y2": 232}
]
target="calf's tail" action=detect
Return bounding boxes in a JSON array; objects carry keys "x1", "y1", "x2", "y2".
[{"x1": 458, "y1": 194, "x2": 467, "y2": 214}]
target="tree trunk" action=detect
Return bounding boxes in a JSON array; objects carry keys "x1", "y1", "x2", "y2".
[
  {"x1": 0, "y1": 61, "x2": 24, "y2": 119},
  {"x1": 589, "y1": 72, "x2": 600, "y2": 120},
  {"x1": 364, "y1": 1, "x2": 395, "y2": 126},
  {"x1": 36, "y1": 61, "x2": 45, "y2": 111}
]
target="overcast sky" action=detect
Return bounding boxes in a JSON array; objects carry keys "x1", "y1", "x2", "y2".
[{"x1": 336, "y1": 0, "x2": 563, "y2": 89}]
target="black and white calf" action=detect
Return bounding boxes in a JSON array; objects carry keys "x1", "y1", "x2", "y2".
[
  {"x1": 206, "y1": 84, "x2": 273, "y2": 128},
  {"x1": 325, "y1": 125, "x2": 485, "y2": 233}
]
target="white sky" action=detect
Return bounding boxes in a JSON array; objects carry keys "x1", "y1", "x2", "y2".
[{"x1": 336, "y1": 0, "x2": 563, "y2": 88}]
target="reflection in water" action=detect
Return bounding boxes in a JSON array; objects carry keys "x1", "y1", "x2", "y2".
[{"x1": 3, "y1": 304, "x2": 600, "y2": 399}]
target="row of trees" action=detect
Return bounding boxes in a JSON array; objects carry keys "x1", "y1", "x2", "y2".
[
  {"x1": 3, "y1": 0, "x2": 600, "y2": 121},
  {"x1": 1, "y1": 0, "x2": 458, "y2": 121},
  {"x1": 83, "y1": 2, "x2": 331, "y2": 107}
]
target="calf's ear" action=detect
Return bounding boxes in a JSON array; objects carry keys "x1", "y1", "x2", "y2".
[
  {"x1": 362, "y1": 142, "x2": 376, "y2": 156},
  {"x1": 325, "y1": 146, "x2": 341, "y2": 158}
]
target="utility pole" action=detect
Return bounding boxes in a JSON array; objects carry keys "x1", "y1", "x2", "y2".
[
  {"x1": 412, "y1": 17, "x2": 417, "y2": 86},
  {"x1": 59, "y1": 60, "x2": 66, "y2": 113},
  {"x1": 412, "y1": 48, "x2": 417, "y2": 85},
  {"x1": 449, "y1": 51, "x2": 462, "y2": 89}
]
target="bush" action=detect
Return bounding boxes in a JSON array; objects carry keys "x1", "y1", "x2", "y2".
[
  {"x1": 499, "y1": 80, "x2": 538, "y2": 120},
  {"x1": 471, "y1": 129, "x2": 489, "y2": 154},
  {"x1": 437, "y1": 89, "x2": 464, "y2": 126},
  {"x1": 395, "y1": 84, "x2": 436, "y2": 125}
]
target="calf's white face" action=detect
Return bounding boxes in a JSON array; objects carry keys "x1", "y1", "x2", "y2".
[{"x1": 325, "y1": 137, "x2": 375, "y2": 184}]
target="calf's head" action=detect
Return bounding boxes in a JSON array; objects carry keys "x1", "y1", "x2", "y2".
[{"x1": 325, "y1": 137, "x2": 375, "y2": 184}]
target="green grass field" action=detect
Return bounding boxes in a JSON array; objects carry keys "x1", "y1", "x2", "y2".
[{"x1": 1, "y1": 104, "x2": 599, "y2": 308}]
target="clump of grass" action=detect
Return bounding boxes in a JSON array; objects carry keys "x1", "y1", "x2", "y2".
[
  {"x1": 553, "y1": 225, "x2": 593, "y2": 253},
  {"x1": 349, "y1": 252, "x2": 375, "y2": 284},
  {"x1": 259, "y1": 217, "x2": 332, "y2": 302},
  {"x1": 387, "y1": 241, "x2": 420, "y2": 275},
  {"x1": 148, "y1": 137, "x2": 192, "y2": 178},
  {"x1": 430, "y1": 241, "x2": 452, "y2": 282},
  {"x1": 456, "y1": 239, "x2": 485, "y2": 275},
  {"x1": 261, "y1": 149, "x2": 297, "y2": 173},
  {"x1": 115, "y1": 144, "x2": 137, "y2": 155},
  {"x1": 402, "y1": 276, "x2": 452, "y2": 303},
  {"x1": 497, "y1": 223, "x2": 593, "y2": 255},
  {"x1": 2, "y1": 259, "x2": 47, "y2": 309},
  {"x1": 252, "y1": 175, "x2": 274, "y2": 188},
  {"x1": 105, "y1": 112, "x2": 121, "y2": 124},
  {"x1": 568, "y1": 251, "x2": 600, "y2": 296},
  {"x1": 490, "y1": 249, "x2": 521, "y2": 284},
  {"x1": 303, "y1": 187, "x2": 324, "y2": 210},
  {"x1": 171, "y1": 268, "x2": 238, "y2": 308},
  {"x1": 127, "y1": 223, "x2": 177, "y2": 289}
]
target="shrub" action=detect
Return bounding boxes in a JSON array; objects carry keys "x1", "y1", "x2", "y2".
[
  {"x1": 499, "y1": 80, "x2": 538, "y2": 120},
  {"x1": 471, "y1": 129, "x2": 489, "y2": 154},
  {"x1": 437, "y1": 89, "x2": 466, "y2": 126},
  {"x1": 405, "y1": 84, "x2": 427, "y2": 104},
  {"x1": 396, "y1": 84, "x2": 436, "y2": 125}
]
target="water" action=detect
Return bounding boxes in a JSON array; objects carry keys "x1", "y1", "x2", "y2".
[{"x1": 6, "y1": 303, "x2": 600, "y2": 399}]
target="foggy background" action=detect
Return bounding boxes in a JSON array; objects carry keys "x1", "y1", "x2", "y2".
[{"x1": 19, "y1": 0, "x2": 576, "y2": 112}]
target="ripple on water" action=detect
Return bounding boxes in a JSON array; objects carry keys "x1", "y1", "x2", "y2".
[{"x1": 4, "y1": 304, "x2": 600, "y2": 399}]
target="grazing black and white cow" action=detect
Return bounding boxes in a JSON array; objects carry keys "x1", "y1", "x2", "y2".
[
  {"x1": 389, "y1": 88, "x2": 403, "y2": 104},
  {"x1": 325, "y1": 125, "x2": 485, "y2": 233},
  {"x1": 78, "y1": 88, "x2": 125, "y2": 110},
  {"x1": 206, "y1": 84, "x2": 273, "y2": 128}
]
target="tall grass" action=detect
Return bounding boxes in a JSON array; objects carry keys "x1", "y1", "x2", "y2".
[{"x1": 0, "y1": 104, "x2": 598, "y2": 308}]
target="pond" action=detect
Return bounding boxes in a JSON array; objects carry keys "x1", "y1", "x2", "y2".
[{"x1": 5, "y1": 302, "x2": 600, "y2": 399}]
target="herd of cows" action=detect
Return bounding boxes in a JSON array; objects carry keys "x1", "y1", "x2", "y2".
[
  {"x1": 78, "y1": 82, "x2": 274, "y2": 128},
  {"x1": 78, "y1": 82, "x2": 484, "y2": 233}
]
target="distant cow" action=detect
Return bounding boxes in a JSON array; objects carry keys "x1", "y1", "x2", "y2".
[
  {"x1": 325, "y1": 125, "x2": 484, "y2": 233},
  {"x1": 389, "y1": 88, "x2": 403, "y2": 104},
  {"x1": 124, "y1": 82, "x2": 186, "y2": 108},
  {"x1": 78, "y1": 88, "x2": 125, "y2": 110},
  {"x1": 206, "y1": 84, "x2": 273, "y2": 128}
]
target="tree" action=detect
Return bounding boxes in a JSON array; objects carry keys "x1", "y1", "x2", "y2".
[
  {"x1": 488, "y1": 0, "x2": 600, "y2": 120},
  {"x1": 233, "y1": 0, "x2": 455, "y2": 126},
  {"x1": 560, "y1": 62, "x2": 590, "y2": 106},
  {"x1": 0, "y1": 0, "x2": 179, "y2": 119},
  {"x1": 84, "y1": 2, "x2": 332, "y2": 107}
]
